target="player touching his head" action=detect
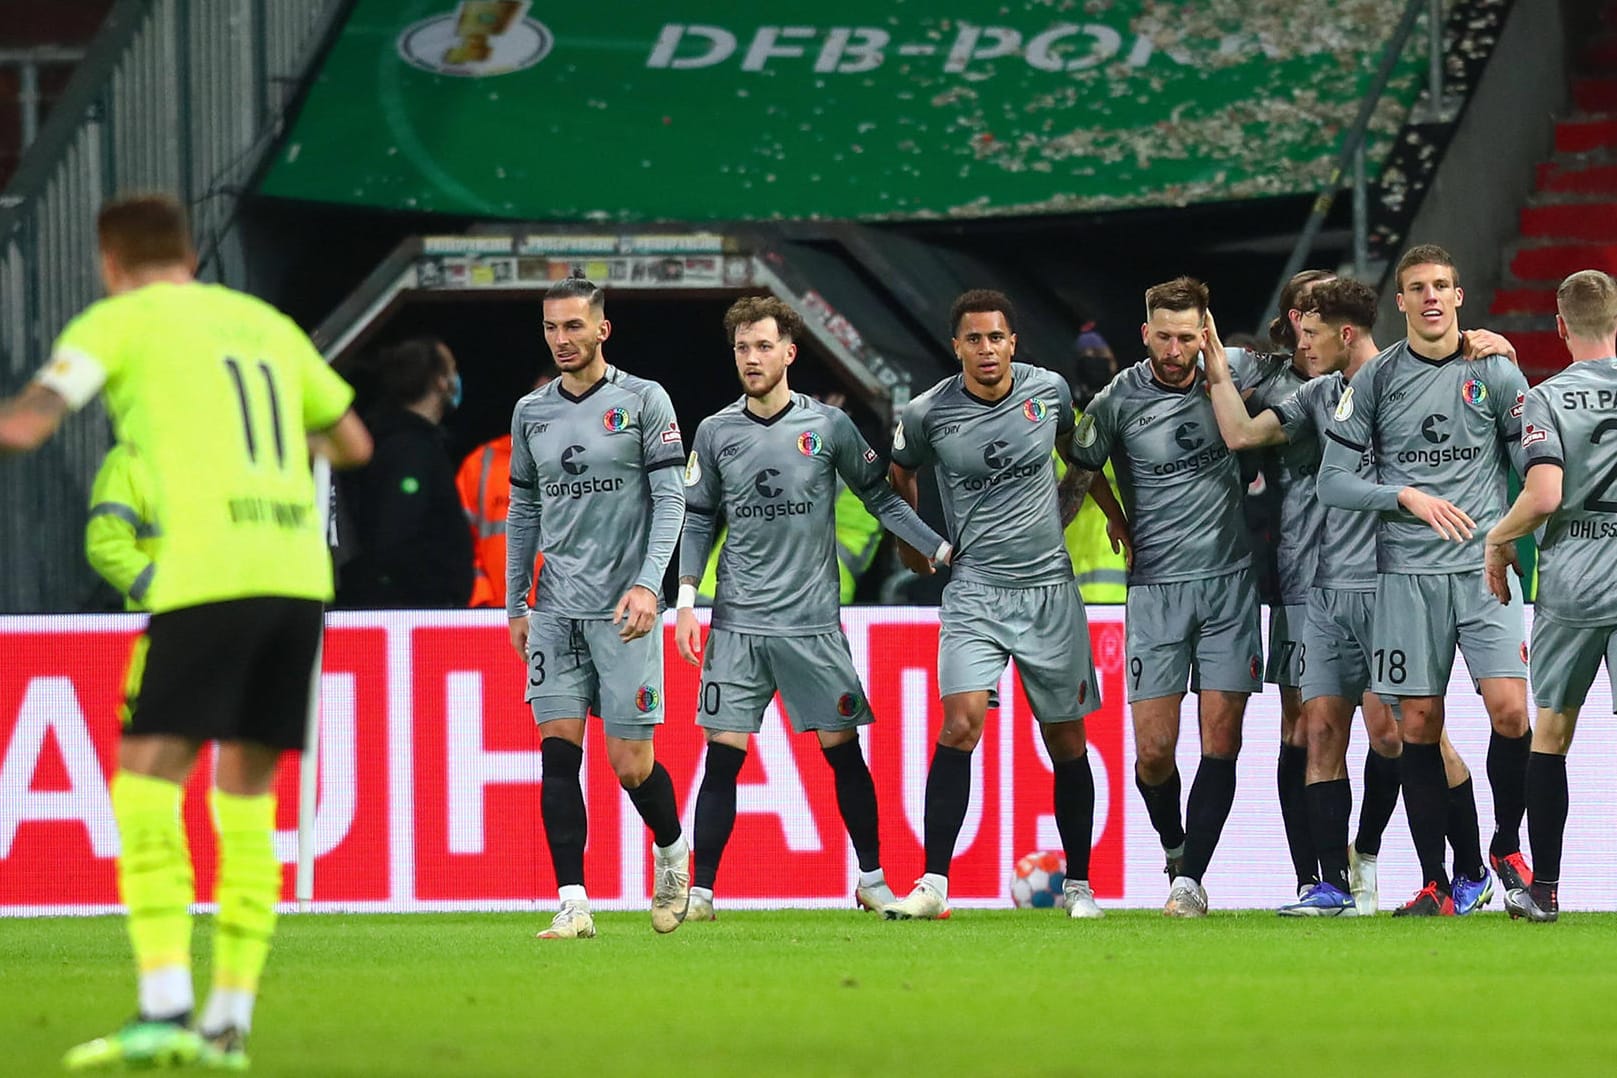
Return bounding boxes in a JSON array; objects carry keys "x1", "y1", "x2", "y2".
[
  {"x1": 1317, "y1": 245, "x2": 1533, "y2": 916},
  {"x1": 0, "y1": 193, "x2": 372, "y2": 1070},
  {"x1": 674, "y1": 296, "x2": 950, "y2": 919},
  {"x1": 507, "y1": 276, "x2": 691, "y2": 940},
  {"x1": 1485, "y1": 269, "x2": 1617, "y2": 923},
  {"x1": 1067, "y1": 277, "x2": 1265, "y2": 918},
  {"x1": 883, "y1": 289, "x2": 1128, "y2": 921}
]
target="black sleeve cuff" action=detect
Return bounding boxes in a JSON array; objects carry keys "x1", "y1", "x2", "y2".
[{"x1": 1325, "y1": 430, "x2": 1366, "y2": 453}]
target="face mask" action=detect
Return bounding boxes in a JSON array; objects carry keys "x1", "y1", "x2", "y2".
[{"x1": 446, "y1": 371, "x2": 463, "y2": 410}]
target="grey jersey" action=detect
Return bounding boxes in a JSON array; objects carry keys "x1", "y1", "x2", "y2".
[
  {"x1": 890, "y1": 363, "x2": 1075, "y2": 588},
  {"x1": 1247, "y1": 353, "x2": 1322, "y2": 605},
  {"x1": 507, "y1": 366, "x2": 685, "y2": 618},
  {"x1": 1070, "y1": 356, "x2": 1252, "y2": 585},
  {"x1": 1273, "y1": 372, "x2": 1378, "y2": 591},
  {"x1": 1321, "y1": 343, "x2": 1526, "y2": 573},
  {"x1": 1522, "y1": 358, "x2": 1617, "y2": 625},
  {"x1": 680, "y1": 394, "x2": 944, "y2": 634}
]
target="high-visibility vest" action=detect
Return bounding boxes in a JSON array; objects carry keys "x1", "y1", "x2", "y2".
[
  {"x1": 86, "y1": 444, "x2": 161, "y2": 611},
  {"x1": 697, "y1": 481, "x2": 883, "y2": 605},
  {"x1": 1054, "y1": 452, "x2": 1128, "y2": 604},
  {"x1": 455, "y1": 436, "x2": 542, "y2": 609}
]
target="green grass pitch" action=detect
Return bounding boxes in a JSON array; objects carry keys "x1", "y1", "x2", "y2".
[{"x1": 8, "y1": 909, "x2": 1616, "y2": 1076}]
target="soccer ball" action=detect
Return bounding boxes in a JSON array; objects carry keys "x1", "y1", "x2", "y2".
[{"x1": 1010, "y1": 851, "x2": 1067, "y2": 909}]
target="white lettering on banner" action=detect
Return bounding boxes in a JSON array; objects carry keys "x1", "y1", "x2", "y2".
[
  {"x1": 943, "y1": 25, "x2": 1021, "y2": 73},
  {"x1": 0, "y1": 677, "x2": 117, "y2": 858},
  {"x1": 814, "y1": 27, "x2": 889, "y2": 74},
  {"x1": 740, "y1": 26, "x2": 817, "y2": 72},
  {"x1": 271, "y1": 674, "x2": 358, "y2": 864},
  {"x1": 900, "y1": 668, "x2": 983, "y2": 852},
  {"x1": 646, "y1": 22, "x2": 1187, "y2": 75},
  {"x1": 645, "y1": 24, "x2": 737, "y2": 69},
  {"x1": 739, "y1": 705, "x2": 822, "y2": 851},
  {"x1": 444, "y1": 672, "x2": 541, "y2": 855},
  {"x1": 1024, "y1": 24, "x2": 1122, "y2": 72}
]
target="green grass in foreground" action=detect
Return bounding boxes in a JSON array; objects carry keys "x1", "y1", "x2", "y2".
[{"x1": 6, "y1": 910, "x2": 1615, "y2": 1076}]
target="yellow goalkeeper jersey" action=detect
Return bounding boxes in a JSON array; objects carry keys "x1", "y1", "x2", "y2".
[{"x1": 41, "y1": 281, "x2": 353, "y2": 611}]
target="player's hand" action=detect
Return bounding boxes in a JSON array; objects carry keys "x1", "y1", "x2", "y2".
[
  {"x1": 508, "y1": 616, "x2": 530, "y2": 662},
  {"x1": 897, "y1": 538, "x2": 934, "y2": 576},
  {"x1": 1462, "y1": 329, "x2": 1517, "y2": 364},
  {"x1": 614, "y1": 585, "x2": 659, "y2": 641},
  {"x1": 1107, "y1": 516, "x2": 1135, "y2": 570},
  {"x1": 1202, "y1": 310, "x2": 1230, "y2": 380},
  {"x1": 1398, "y1": 487, "x2": 1475, "y2": 542},
  {"x1": 674, "y1": 607, "x2": 704, "y2": 666},
  {"x1": 1484, "y1": 538, "x2": 1522, "y2": 605}
]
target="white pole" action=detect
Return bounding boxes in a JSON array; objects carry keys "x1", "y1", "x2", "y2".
[{"x1": 296, "y1": 456, "x2": 334, "y2": 909}]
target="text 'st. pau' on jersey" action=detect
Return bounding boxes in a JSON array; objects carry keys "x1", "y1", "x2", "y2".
[
  {"x1": 1521, "y1": 358, "x2": 1617, "y2": 625},
  {"x1": 889, "y1": 363, "x2": 1075, "y2": 589}
]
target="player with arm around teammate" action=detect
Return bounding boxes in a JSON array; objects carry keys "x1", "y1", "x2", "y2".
[
  {"x1": 0, "y1": 193, "x2": 372, "y2": 1071},
  {"x1": 1203, "y1": 280, "x2": 1502, "y2": 916},
  {"x1": 506, "y1": 276, "x2": 691, "y2": 940},
  {"x1": 882, "y1": 289, "x2": 1128, "y2": 922},
  {"x1": 1485, "y1": 269, "x2": 1617, "y2": 923},
  {"x1": 1317, "y1": 245, "x2": 1533, "y2": 916},
  {"x1": 674, "y1": 296, "x2": 952, "y2": 919}
]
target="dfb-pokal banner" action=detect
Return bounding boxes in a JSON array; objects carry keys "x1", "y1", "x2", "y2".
[
  {"x1": 259, "y1": 0, "x2": 1430, "y2": 222},
  {"x1": 4, "y1": 607, "x2": 1613, "y2": 915}
]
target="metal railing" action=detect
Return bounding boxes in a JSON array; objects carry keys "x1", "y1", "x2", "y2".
[
  {"x1": 0, "y1": 0, "x2": 348, "y2": 612},
  {"x1": 1263, "y1": 0, "x2": 1454, "y2": 323}
]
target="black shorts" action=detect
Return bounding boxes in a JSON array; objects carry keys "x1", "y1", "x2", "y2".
[{"x1": 121, "y1": 597, "x2": 324, "y2": 751}]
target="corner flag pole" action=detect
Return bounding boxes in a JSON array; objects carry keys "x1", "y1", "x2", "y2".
[{"x1": 296, "y1": 455, "x2": 334, "y2": 910}]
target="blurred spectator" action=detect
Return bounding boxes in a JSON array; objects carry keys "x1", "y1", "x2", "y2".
[
  {"x1": 85, "y1": 443, "x2": 159, "y2": 610},
  {"x1": 456, "y1": 364, "x2": 557, "y2": 608},
  {"x1": 335, "y1": 338, "x2": 473, "y2": 607},
  {"x1": 1071, "y1": 321, "x2": 1118, "y2": 411}
]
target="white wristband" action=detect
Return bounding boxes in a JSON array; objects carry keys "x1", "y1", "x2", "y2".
[
  {"x1": 676, "y1": 583, "x2": 697, "y2": 610},
  {"x1": 933, "y1": 541, "x2": 953, "y2": 566}
]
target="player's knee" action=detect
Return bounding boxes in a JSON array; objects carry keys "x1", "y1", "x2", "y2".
[
  {"x1": 1487, "y1": 701, "x2": 1530, "y2": 737},
  {"x1": 1135, "y1": 738, "x2": 1176, "y2": 780},
  {"x1": 937, "y1": 721, "x2": 983, "y2": 752},
  {"x1": 1368, "y1": 729, "x2": 1402, "y2": 759},
  {"x1": 1203, "y1": 728, "x2": 1242, "y2": 759}
]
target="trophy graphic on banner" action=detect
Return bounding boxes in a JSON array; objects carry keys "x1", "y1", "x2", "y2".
[{"x1": 443, "y1": 1, "x2": 525, "y2": 65}]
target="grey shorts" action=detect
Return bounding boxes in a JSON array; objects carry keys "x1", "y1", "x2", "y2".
[
  {"x1": 525, "y1": 612, "x2": 664, "y2": 740},
  {"x1": 1370, "y1": 571, "x2": 1527, "y2": 697},
  {"x1": 697, "y1": 628, "x2": 873, "y2": 734},
  {"x1": 938, "y1": 578, "x2": 1100, "y2": 724},
  {"x1": 1125, "y1": 567, "x2": 1263, "y2": 703},
  {"x1": 1265, "y1": 603, "x2": 1308, "y2": 688},
  {"x1": 1530, "y1": 612, "x2": 1617, "y2": 714},
  {"x1": 1300, "y1": 587, "x2": 1376, "y2": 704}
]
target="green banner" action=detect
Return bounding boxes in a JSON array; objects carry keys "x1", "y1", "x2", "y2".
[{"x1": 260, "y1": 0, "x2": 1429, "y2": 221}]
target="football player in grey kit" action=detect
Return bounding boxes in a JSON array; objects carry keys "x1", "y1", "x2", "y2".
[
  {"x1": 507, "y1": 276, "x2": 691, "y2": 940},
  {"x1": 1249, "y1": 270, "x2": 1336, "y2": 901},
  {"x1": 1204, "y1": 279, "x2": 1506, "y2": 916},
  {"x1": 1067, "y1": 276, "x2": 1264, "y2": 918},
  {"x1": 1318, "y1": 245, "x2": 1533, "y2": 917},
  {"x1": 1485, "y1": 269, "x2": 1617, "y2": 923},
  {"x1": 883, "y1": 289, "x2": 1127, "y2": 922},
  {"x1": 674, "y1": 296, "x2": 951, "y2": 920}
]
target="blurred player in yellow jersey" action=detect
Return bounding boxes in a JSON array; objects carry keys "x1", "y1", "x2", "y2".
[{"x1": 0, "y1": 193, "x2": 371, "y2": 1070}]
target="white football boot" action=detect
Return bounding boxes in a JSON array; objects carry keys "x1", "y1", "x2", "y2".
[
  {"x1": 537, "y1": 901, "x2": 596, "y2": 940},
  {"x1": 1063, "y1": 879, "x2": 1106, "y2": 919}
]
